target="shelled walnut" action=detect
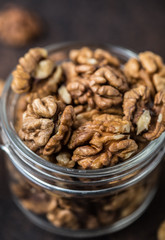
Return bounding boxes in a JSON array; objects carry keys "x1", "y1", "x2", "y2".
[
  {"x1": 124, "y1": 51, "x2": 164, "y2": 96},
  {"x1": 19, "y1": 95, "x2": 75, "y2": 156},
  {"x1": 0, "y1": 79, "x2": 4, "y2": 96},
  {"x1": 12, "y1": 48, "x2": 53, "y2": 93},
  {"x1": 158, "y1": 221, "x2": 165, "y2": 240},
  {"x1": 68, "y1": 114, "x2": 137, "y2": 169}
]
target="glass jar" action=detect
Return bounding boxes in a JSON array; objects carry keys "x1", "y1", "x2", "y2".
[{"x1": 0, "y1": 42, "x2": 165, "y2": 238}]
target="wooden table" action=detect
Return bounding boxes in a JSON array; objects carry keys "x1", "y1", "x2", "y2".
[{"x1": 0, "y1": 0, "x2": 165, "y2": 239}]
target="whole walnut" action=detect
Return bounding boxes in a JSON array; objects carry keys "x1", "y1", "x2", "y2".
[{"x1": 0, "y1": 6, "x2": 42, "y2": 47}]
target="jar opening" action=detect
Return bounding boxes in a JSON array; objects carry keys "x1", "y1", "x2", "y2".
[{"x1": 1, "y1": 42, "x2": 165, "y2": 178}]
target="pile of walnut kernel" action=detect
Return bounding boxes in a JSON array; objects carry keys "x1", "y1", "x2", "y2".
[{"x1": 12, "y1": 47, "x2": 165, "y2": 169}]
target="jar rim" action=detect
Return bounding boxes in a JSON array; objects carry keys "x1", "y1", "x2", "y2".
[{"x1": 1, "y1": 41, "x2": 165, "y2": 178}]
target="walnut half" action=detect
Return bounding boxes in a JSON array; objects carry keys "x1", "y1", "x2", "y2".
[
  {"x1": 12, "y1": 48, "x2": 54, "y2": 93},
  {"x1": 19, "y1": 95, "x2": 75, "y2": 155},
  {"x1": 69, "y1": 114, "x2": 136, "y2": 169}
]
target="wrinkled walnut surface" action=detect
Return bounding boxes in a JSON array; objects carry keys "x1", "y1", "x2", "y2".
[
  {"x1": 12, "y1": 46, "x2": 165, "y2": 169},
  {"x1": 0, "y1": 78, "x2": 4, "y2": 96},
  {"x1": 19, "y1": 95, "x2": 75, "y2": 155},
  {"x1": 157, "y1": 221, "x2": 165, "y2": 240}
]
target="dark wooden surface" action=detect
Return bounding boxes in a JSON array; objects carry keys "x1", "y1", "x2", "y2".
[{"x1": 0, "y1": 0, "x2": 165, "y2": 239}]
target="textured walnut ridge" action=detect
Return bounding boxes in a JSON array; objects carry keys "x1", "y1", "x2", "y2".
[
  {"x1": 124, "y1": 51, "x2": 164, "y2": 96},
  {"x1": 12, "y1": 46, "x2": 165, "y2": 169},
  {"x1": 0, "y1": 79, "x2": 4, "y2": 96},
  {"x1": 19, "y1": 95, "x2": 75, "y2": 155},
  {"x1": 65, "y1": 50, "x2": 128, "y2": 110},
  {"x1": 68, "y1": 114, "x2": 137, "y2": 169},
  {"x1": 157, "y1": 221, "x2": 165, "y2": 240}
]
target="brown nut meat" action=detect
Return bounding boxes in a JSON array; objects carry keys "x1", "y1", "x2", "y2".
[
  {"x1": 47, "y1": 208, "x2": 79, "y2": 229},
  {"x1": 123, "y1": 85, "x2": 150, "y2": 123},
  {"x1": 124, "y1": 58, "x2": 155, "y2": 96},
  {"x1": 109, "y1": 139, "x2": 138, "y2": 160},
  {"x1": 143, "y1": 91, "x2": 165, "y2": 140},
  {"x1": 0, "y1": 79, "x2": 4, "y2": 96},
  {"x1": 137, "y1": 70, "x2": 155, "y2": 96},
  {"x1": 69, "y1": 114, "x2": 132, "y2": 169},
  {"x1": 69, "y1": 47, "x2": 120, "y2": 67},
  {"x1": 62, "y1": 62, "x2": 78, "y2": 82},
  {"x1": 65, "y1": 56, "x2": 124, "y2": 110},
  {"x1": 157, "y1": 221, "x2": 165, "y2": 240},
  {"x1": 56, "y1": 151, "x2": 75, "y2": 168},
  {"x1": 12, "y1": 48, "x2": 53, "y2": 93},
  {"x1": 21, "y1": 191, "x2": 57, "y2": 214},
  {"x1": 69, "y1": 114, "x2": 131, "y2": 150},
  {"x1": 89, "y1": 66, "x2": 128, "y2": 109},
  {"x1": 136, "y1": 110, "x2": 151, "y2": 135},
  {"x1": 32, "y1": 95, "x2": 58, "y2": 118},
  {"x1": 74, "y1": 148, "x2": 113, "y2": 169},
  {"x1": 94, "y1": 48, "x2": 120, "y2": 67},
  {"x1": 75, "y1": 109, "x2": 99, "y2": 127},
  {"x1": 12, "y1": 65, "x2": 31, "y2": 93},
  {"x1": 69, "y1": 47, "x2": 96, "y2": 65},
  {"x1": 19, "y1": 96, "x2": 57, "y2": 151},
  {"x1": 153, "y1": 66, "x2": 165, "y2": 92},
  {"x1": 0, "y1": 6, "x2": 42, "y2": 47},
  {"x1": 74, "y1": 108, "x2": 123, "y2": 128},
  {"x1": 71, "y1": 132, "x2": 116, "y2": 169},
  {"x1": 72, "y1": 135, "x2": 136, "y2": 169},
  {"x1": 43, "y1": 105, "x2": 75, "y2": 155},
  {"x1": 19, "y1": 96, "x2": 67, "y2": 152},
  {"x1": 124, "y1": 58, "x2": 140, "y2": 80},
  {"x1": 75, "y1": 64, "x2": 96, "y2": 76},
  {"x1": 90, "y1": 66, "x2": 128, "y2": 93},
  {"x1": 67, "y1": 77, "x2": 94, "y2": 108},
  {"x1": 139, "y1": 51, "x2": 163, "y2": 74},
  {"x1": 58, "y1": 85, "x2": 72, "y2": 104},
  {"x1": 26, "y1": 66, "x2": 63, "y2": 103}
]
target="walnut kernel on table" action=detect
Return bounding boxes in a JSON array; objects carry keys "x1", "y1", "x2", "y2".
[
  {"x1": 0, "y1": 79, "x2": 4, "y2": 96},
  {"x1": 0, "y1": 6, "x2": 42, "y2": 47},
  {"x1": 157, "y1": 221, "x2": 165, "y2": 240},
  {"x1": 12, "y1": 46, "x2": 165, "y2": 169}
]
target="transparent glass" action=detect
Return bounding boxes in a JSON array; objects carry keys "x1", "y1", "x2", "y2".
[{"x1": 0, "y1": 42, "x2": 165, "y2": 238}]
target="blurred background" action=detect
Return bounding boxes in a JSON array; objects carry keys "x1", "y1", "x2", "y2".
[{"x1": 0, "y1": 0, "x2": 165, "y2": 239}]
